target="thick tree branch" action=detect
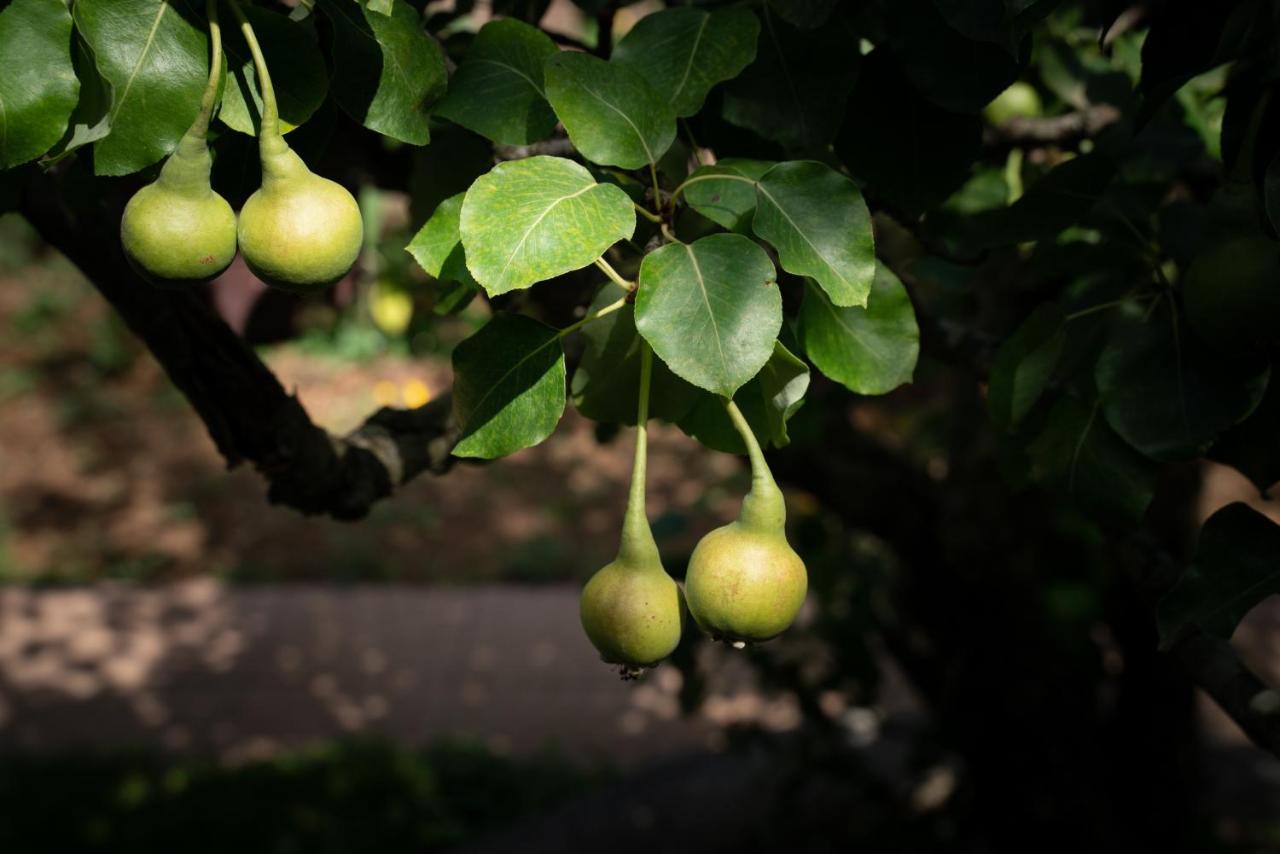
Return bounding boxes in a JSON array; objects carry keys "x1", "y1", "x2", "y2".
[
  {"x1": 18, "y1": 167, "x2": 457, "y2": 520},
  {"x1": 985, "y1": 104, "x2": 1123, "y2": 150}
]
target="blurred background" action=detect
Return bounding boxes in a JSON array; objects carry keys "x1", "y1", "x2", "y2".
[{"x1": 3, "y1": 0, "x2": 1280, "y2": 852}]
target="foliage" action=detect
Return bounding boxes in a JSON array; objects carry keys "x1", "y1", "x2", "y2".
[
  {"x1": 5, "y1": 0, "x2": 1280, "y2": 765},
  {"x1": 0, "y1": 739, "x2": 601, "y2": 853}
]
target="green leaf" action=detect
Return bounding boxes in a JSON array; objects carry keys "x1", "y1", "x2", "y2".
[
  {"x1": 323, "y1": 0, "x2": 447, "y2": 145},
  {"x1": 611, "y1": 7, "x2": 759, "y2": 118},
  {"x1": 221, "y1": 6, "x2": 328, "y2": 136},
  {"x1": 406, "y1": 192, "x2": 478, "y2": 290},
  {"x1": 1159, "y1": 503, "x2": 1280, "y2": 645},
  {"x1": 797, "y1": 269, "x2": 919, "y2": 396},
  {"x1": 753, "y1": 161, "x2": 876, "y2": 308},
  {"x1": 570, "y1": 282, "x2": 699, "y2": 425},
  {"x1": 366, "y1": 0, "x2": 394, "y2": 13},
  {"x1": 459, "y1": 156, "x2": 635, "y2": 296},
  {"x1": 45, "y1": 31, "x2": 112, "y2": 162},
  {"x1": 678, "y1": 341, "x2": 810, "y2": 453},
  {"x1": 683, "y1": 159, "x2": 774, "y2": 233},
  {"x1": 1210, "y1": 374, "x2": 1280, "y2": 494},
  {"x1": 970, "y1": 154, "x2": 1115, "y2": 248},
  {"x1": 836, "y1": 51, "x2": 982, "y2": 214},
  {"x1": 988, "y1": 304, "x2": 1067, "y2": 429},
  {"x1": 451, "y1": 314, "x2": 567, "y2": 459},
  {"x1": 0, "y1": 0, "x2": 78, "y2": 169},
  {"x1": 721, "y1": 13, "x2": 857, "y2": 153},
  {"x1": 635, "y1": 233, "x2": 781, "y2": 397},
  {"x1": 1028, "y1": 395, "x2": 1157, "y2": 526},
  {"x1": 882, "y1": 0, "x2": 1023, "y2": 113},
  {"x1": 1096, "y1": 315, "x2": 1270, "y2": 461},
  {"x1": 544, "y1": 50, "x2": 675, "y2": 169},
  {"x1": 434, "y1": 18, "x2": 558, "y2": 145},
  {"x1": 75, "y1": 0, "x2": 207, "y2": 176}
]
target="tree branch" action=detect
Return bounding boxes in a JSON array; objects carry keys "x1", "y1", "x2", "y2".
[
  {"x1": 985, "y1": 104, "x2": 1123, "y2": 150},
  {"x1": 18, "y1": 167, "x2": 457, "y2": 520}
]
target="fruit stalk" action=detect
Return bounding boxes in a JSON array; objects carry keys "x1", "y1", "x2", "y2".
[
  {"x1": 617, "y1": 341, "x2": 660, "y2": 565},
  {"x1": 723, "y1": 398, "x2": 785, "y2": 533},
  {"x1": 226, "y1": 0, "x2": 292, "y2": 170}
]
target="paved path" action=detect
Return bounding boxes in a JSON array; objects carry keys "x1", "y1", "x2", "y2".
[{"x1": 0, "y1": 582, "x2": 770, "y2": 765}]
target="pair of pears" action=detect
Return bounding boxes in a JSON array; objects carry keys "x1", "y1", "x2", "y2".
[
  {"x1": 580, "y1": 461, "x2": 807, "y2": 673},
  {"x1": 120, "y1": 126, "x2": 362, "y2": 292}
]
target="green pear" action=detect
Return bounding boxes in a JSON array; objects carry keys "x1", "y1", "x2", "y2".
[{"x1": 684, "y1": 403, "x2": 806, "y2": 645}]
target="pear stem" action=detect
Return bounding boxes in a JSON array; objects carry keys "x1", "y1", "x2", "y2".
[
  {"x1": 187, "y1": 0, "x2": 223, "y2": 140},
  {"x1": 227, "y1": 0, "x2": 284, "y2": 150},
  {"x1": 724, "y1": 398, "x2": 786, "y2": 532},
  {"x1": 617, "y1": 341, "x2": 660, "y2": 566}
]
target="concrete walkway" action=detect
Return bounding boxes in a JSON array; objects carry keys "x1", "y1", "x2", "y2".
[{"x1": 0, "y1": 582, "x2": 792, "y2": 765}]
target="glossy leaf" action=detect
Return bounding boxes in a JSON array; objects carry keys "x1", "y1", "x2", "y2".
[
  {"x1": 451, "y1": 314, "x2": 567, "y2": 459},
  {"x1": 434, "y1": 18, "x2": 558, "y2": 145},
  {"x1": 221, "y1": 5, "x2": 328, "y2": 136},
  {"x1": 611, "y1": 7, "x2": 759, "y2": 118},
  {"x1": 46, "y1": 31, "x2": 112, "y2": 162},
  {"x1": 1028, "y1": 396, "x2": 1157, "y2": 526},
  {"x1": 1159, "y1": 503, "x2": 1280, "y2": 645},
  {"x1": 0, "y1": 0, "x2": 78, "y2": 169},
  {"x1": 683, "y1": 159, "x2": 773, "y2": 233},
  {"x1": 544, "y1": 50, "x2": 675, "y2": 169},
  {"x1": 75, "y1": 0, "x2": 208, "y2": 176},
  {"x1": 837, "y1": 51, "x2": 982, "y2": 214},
  {"x1": 797, "y1": 269, "x2": 919, "y2": 396},
  {"x1": 1096, "y1": 315, "x2": 1270, "y2": 461},
  {"x1": 406, "y1": 193, "x2": 479, "y2": 290},
  {"x1": 324, "y1": 0, "x2": 447, "y2": 145},
  {"x1": 721, "y1": 13, "x2": 856, "y2": 153},
  {"x1": 635, "y1": 233, "x2": 781, "y2": 397},
  {"x1": 459, "y1": 156, "x2": 635, "y2": 296},
  {"x1": 678, "y1": 341, "x2": 810, "y2": 453},
  {"x1": 988, "y1": 304, "x2": 1066, "y2": 429},
  {"x1": 970, "y1": 154, "x2": 1115, "y2": 248},
  {"x1": 753, "y1": 161, "x2": 876, "y2": 308},
  {"x1": 570, "y1": 283, "x2": 700, "y2": 425}
]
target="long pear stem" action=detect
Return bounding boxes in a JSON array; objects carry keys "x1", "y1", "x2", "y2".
[
  {"x1": 187, "y1": 0, "x2": 223, "y2": 139},
  {"x1": 724, "y1": 398, "x2": 786, "y2": 532},
  {"x1": 226, "y1": 0, "x2": 283, "y2": 145},
  {"x1": 618, "y1": 342, "x2": 660, "y2": 565}
]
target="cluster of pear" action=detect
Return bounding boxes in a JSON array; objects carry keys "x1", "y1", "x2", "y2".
[
  {"x1": 580, "y1": 350, "x2": 807, "y2": 679},
  {"x1": 120, "y1": 0, "x2": 361, "y2": 293}
]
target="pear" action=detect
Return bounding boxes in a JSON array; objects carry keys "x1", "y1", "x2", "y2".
[
  {"x1": 580, "y1": 344, "x2": 683, "y2": 677},
  {"x1": 237, "y1": 133, "x2": 363, "y2": 292},
  {"x1": 120, "y1": 2, "x2": 235, "y2": 287},
  {"x1": 230, "y1": 0, "x2": 361, "y2": 292},
  {"x1": 684, "y1": 402, "x2": 806, "y2": 645},
  {"x1": 120, "y1": 134, "x2": 237, "y2": 286}
]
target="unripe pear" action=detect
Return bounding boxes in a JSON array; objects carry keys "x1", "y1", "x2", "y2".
[
  {"x1": 580, "y1": 552, "x2": 684, "y2": 675},
  {"x1": 580, "y1": 345, "x2": 683, "y2": 677},
  {"x1": 121, "y1": 136, "x2": 237, "y2": 286},
  {"x1": 120, "y1": 2, "x2": 235, "y2": 288},
  {"x1": 684, "y1": 404, "x2": 806, "y2": 645},
  {"x1": 238, "y1": 134, "x2": 363, "y2": 292},
  {"x1": 983, "y1": 81, "x2": 1043, "y2": 126}
]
